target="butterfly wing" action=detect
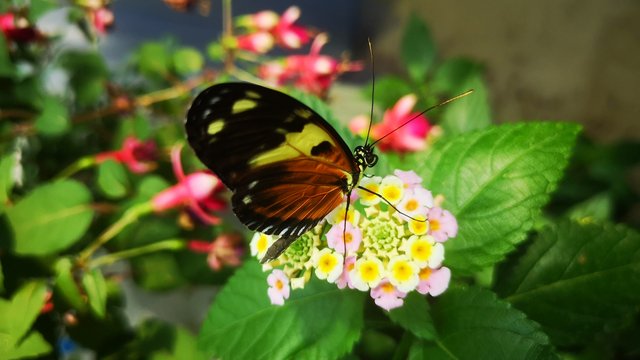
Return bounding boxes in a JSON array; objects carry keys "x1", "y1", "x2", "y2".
[{"x1": 186, "y1": 82, "x2": 360, "y2": 260}]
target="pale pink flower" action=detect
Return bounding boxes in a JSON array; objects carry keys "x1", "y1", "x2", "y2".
[
  {"x1": 336, "y1": 256, "x2": 357, "y2": 289},
  {"x1": 370, "y1": 279, "x2": 407, "y2": 311},
  {"x1": 188, "y1": 233, "x2": 245, "y2": 271},
  {"x1": 267, "y1": 270, "x2": 290, "y2": 306},
  {"x1": 427, "y1": 207, "x2": 458, "y2": 242},
  {"x1": 326, "y1": 221, "x2": 362, "y2": 255},
  {"x1": 416, "y1": 266, "x2": 451, "y2": 296},
  {"x1": 236, "y1": 32, "x2": 274, "y2": 54}
]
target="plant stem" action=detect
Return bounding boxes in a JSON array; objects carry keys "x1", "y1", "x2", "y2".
[
  {"x1": 77, "y1": 201, "x2": 154, "y2": 266},
  {"x1": 56, "y1": 156, "x2": 97, "y2": 179},
  {"x1": 88, "y1": 239, "x2": 185, "y2": 268},
  {"x1": 222, "y1": 0, "x2": 235, "y2": 73}
]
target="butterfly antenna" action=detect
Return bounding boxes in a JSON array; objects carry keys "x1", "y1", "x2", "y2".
[
  {"x1": 370, "y1": 89, "x2": 474, "y2": 148},
  {"x1": 364, "y1": 38, "x2": 375, "y2": 148}
]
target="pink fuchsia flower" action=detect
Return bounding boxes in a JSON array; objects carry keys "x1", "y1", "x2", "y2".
[
  {"x1": 0, "y1": 13, "x2": 43, "y2": 43},
  {"x1": 89, "y1": 7, "x2": 114, "y2": 34},
  {"x1": 416, "y1": 266, "x2": 451, "y2": 296},
  {"x1": 326, "y1": 221, "x2": 362, "y2": 255},
  {"x1": 258, "y1": 33, "x2": 363, "y2": 98},
  {"x1": 267, "y1": 269, "x2": 290, "y2": 306},
  {"x1": 151, "y1": 146, "x2": 226, "y2": 225},
  {"x1": 235, "y1": 31, "x2": 275, "y2": 54},
  {"x1": 336, "y1": 256, "x2": 356, "y2": 289},
  {"x1": 271, "y1": 6, "x2": 310, "y2": 49},
  {"x1": 95, "y1": 136, "x2": 157, "y2": 174},
  {"x1": 427, "y1": 207, "x2": 458, "y2": 242},
  {"x1": 350, "y1": 94, "x2": 433, "y2": 153},
  {"x1": 236, "y1": 10, "x2": 279, "y2": 31},
  {"x1": 370, "y1": 279, "x2": 407, "y2": 311},
  {"x1": 188, "y1": 233, "x2": 245, "y2": 271}
]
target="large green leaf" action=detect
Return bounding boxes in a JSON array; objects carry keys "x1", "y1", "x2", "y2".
[
  {"x1": 7, "y1": 180, "x2": 94, "y2": 255},
  {"x1": 409, "y1": 286, "x2": 557, "y2": 359},
  {"x1": 4, "y1": 331, "x2": 52, "y2": 360},
  {"x1": 198, "y1": 261, "x2": 365, "y2": 359},
  {"x1": 387, "y1": 292, "x2": 436, "y2": 341},
  {"x1": 419, "y1": 122, "x2": 580, "y2": 273},
  {"x1": 439, "y1": 74, "x2": 491, "y2": 135},
  {"x1": 402, "y1": 15, "x2": 436, "y2": 82},
  {"x1": 494, "y1": 220, "x2": 640, "y2": 347}
]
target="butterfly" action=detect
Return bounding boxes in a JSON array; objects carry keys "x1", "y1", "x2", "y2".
[{"x1": 185, "y1": 82, "x2": 471, "y2": 263}]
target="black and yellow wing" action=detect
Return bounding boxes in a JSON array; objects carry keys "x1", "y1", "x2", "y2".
[{"x1": 185, "y1": 82, "x2": 361, "y2": 261}]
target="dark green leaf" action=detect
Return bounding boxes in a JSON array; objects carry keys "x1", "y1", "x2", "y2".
[
  {"x1": 4, "y1": 331, "x2": 52, "y2": 360},
  {"x1": 97, "y1": 160, "x2": 130, "y2": 199},
  {"x1": 132, "y1": 252, "x2": 185, "y2": 290},
  {"x1": 198, "y1": 261, "x2": 365, "y2": 359},
  {"x1": 410, "y1": 286, "x2": 557, "y2": 359},
  {"x1": 7, "y1": 180, "x2": 94, "y2": 255},
  {"x1": 173, "y1": 47, "x2": 204, "y2": 76},
  {"x1": 419, "y1": 122, "x2": 580, "y2": 273},
  {"x1": 430, "y1": 58, "x2": 483, "y2": 94},
  {"x1": 34, "y1": 96, "x2": 70, "y2": 136},
  {"x1": 387, "y1": 292, "x2": 436, "y2": 340},
  {"x1": 82, "y1": 269, "x2": 107, "y2": 318},
  {"x1": 439, "y1": 74, "x2": 491, "y2": 134},
  {"x1": 494, "y1": 220, "x2": 640, "y2": 347},
  {"x1": 54, "y1": 258, "x2": 87, "y2": 312},
  {"x1": 402, "y1": 15, "x2": 436, "y2": 82},
  {"x1": 59, "y1": 51, "x2": 108, "y2": 107},
  {"x1": 0, "y1": 34, "x2": 15, "y2": 77}
]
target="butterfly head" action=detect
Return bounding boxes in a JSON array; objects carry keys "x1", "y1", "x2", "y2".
[{"x1": 354, "y1": 145, "x2": 378, "y2": 170}]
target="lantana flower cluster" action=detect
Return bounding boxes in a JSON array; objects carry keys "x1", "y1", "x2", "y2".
[{"x1": 252, "y1": 170, "x2": 457, "y2": 311}]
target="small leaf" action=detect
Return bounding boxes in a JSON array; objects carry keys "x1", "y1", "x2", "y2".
[
  {"x1": 54, "y1": 258, "x2": 87, "y2": 312},
  {"x1": 566, "y1": 193, "x2": 612, "y2": 222},
  {"x1": 97, "y1": 160, "x2": 130, "y2": 199},
  {"x1": 34, "y1": 96, "x2": 70, "y2": 136},
  {"x1": 387, "y1": 292, "x2": 436, "y2": 341},
  {"x1": 58, "y1": 51, "x2": 108, "y2": 107},
  {"x1": 7, "y1": 180, "x2": 94, "y2": 255},
  {"x1": 412, "y1": 286, "x2": 557, "y2": 359},
  {"x1": 82, "y1": 269, "x2": 107, "y2": 318},
  {"x1": 206, "y1": 42, "x2": 224, "y2": 61},
  {"x1": 4, "y1": 281, "x2": 48, "y2": 342},
  {"x1": 364, "y1": 75, "x2": 414, "y2": 110},
  {"x1": 137, "y1": 42, "x2": 171, "y2": 78},
  {"x1": 402, "y1": 15, "x2": 436, "y2": 82},
  {"x1": 198, "y1": 261, "x2": 365, "y2": 359},
  {"x1": 430, "y1": 58, "x2": 483, "y2": 94},
  {"x1": 494, "y1": 220, "x2": 640, "y2": 347},
  {"x1": 173, "y1": 47, "x2": 204, "y2": 75},
  {"x1": 419, "y1": 122, "x2": 580, "y2": 273},
  {"x1": 0, "y1": 153, "x2": 15, "y2": 212},
  {"x1": 4, "y1": 331, "x2": 52, "y2": 360}
]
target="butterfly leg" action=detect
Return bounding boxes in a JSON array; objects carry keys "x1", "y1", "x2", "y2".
[{"x1": 261, "y1": 235, "x2": 298, "y2": 264}]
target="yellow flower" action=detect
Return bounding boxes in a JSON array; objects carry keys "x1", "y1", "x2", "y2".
[
  {"x1": 379, "y1": 175, "x2": 404, "y2": 205},
  {"x1": 387, "y1": 256, "x2": 419, "y2": 292},
  {"x1": 356, "y1": 176, "x2": 382, "y2": 206},
  {"x1": 250, "y1": 233, "x2": 273, "y2": 260},
  {"x1": 313, "y1": 248, "x2": 344, "y2": 283},
  {"x1": 349, "y1": 256, "x2": 385, "y2": 291},
  {"x1": 408, "y1": 215, "x2": 429, "y2": 235}
]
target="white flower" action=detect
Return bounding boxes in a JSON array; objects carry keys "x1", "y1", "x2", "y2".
[
  {"x1": 387, "y1": 256, "x2": 419, "y2": 292},
  {"x1": 313, "y1": 248, "x2": 344, "y2": 283},
  {"x1": 250, "y1": 233, "x2": 273, "y2": 260},
  {"x1": 349, "y1": 256, "x2": 385, "y2": 291},
  {"x1": 356, "y1": 176, "x2": 382, "y2": 206}
]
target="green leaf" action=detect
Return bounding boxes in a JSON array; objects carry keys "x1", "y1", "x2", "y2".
[
  {"x1": 97, "y1": 160, "x2": 130, "y2": 199},
  {"x1": 494, "y1": 220, "x2": 640, "y2": 347},
  {"x1": 0, "y1": 33, "x2": 15, "y2": 77},
  {"x1": 206, "y1": 42, "x2": 224, "y2": 61},
  {"x1": 27, "y1": 0, "x2": 58, "y2": 20},
  {"x1": 0, "y1": 260, "x2": 4, "y2": 294},
  {"x1": 173, "y1": 47, "x2": 204, "y2": 76},
  {"x1": 364, "y1": 75, "x2": 414, "y2": 110},
  {"x1": 54, "y1": 258, "x2": 87, "y2": 312},
  {"x1": 198, "y1": 261, "x2": 365, "y2": 359},
  {"x1": 430, "y1": 58, "x2": 483, "y2": 94},
  {"x1": 402, "y1": 15, "x2": 436, "y2": 82},
  {"x1": 137, "y1": 42, "x2": 171, "y2": 78},
  {"x1": 0, "y1": 281, "x2": 47, "y2": 344},
  {"x1": 7, "y1": 180, "x2": 94, "y2": 255},
  {"x1": 411, "y1": 286, "x2": 557, "y2": 359},
  {"x1": 387, "y1": 292, "x2": 436, "y2": 341},
  {"x1": 34, "y1": 96, "x2": 70, "y2": 136},
  {"x1": 4, "y1": 331, "x2": 52, "y2": 360},
  {"x1": 419, "y1": 122, "x2": 580, "y2": 273},
  {"x1": 82, "y1": 269, "x2": 107, "y2": 318},
  {"x1": 0, "y1": 153, "x2": 15, "y2": 213},
  {"x1": 439, "y1": 74, "x2": 491, "y2": 134}
]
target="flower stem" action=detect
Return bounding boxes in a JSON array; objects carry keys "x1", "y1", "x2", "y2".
[
  {"x1": 77, "y1": 201, "x2": 154, "y2": 266},
  {"x1": 88, "y1": 239, "x2": 185, "y2": 268},
  {"x1": 56, "y1": 156, "x2": 97, "y2": 179},
  {"x1": 222, "y1": 0, "x2": 235, "y2": 73}
]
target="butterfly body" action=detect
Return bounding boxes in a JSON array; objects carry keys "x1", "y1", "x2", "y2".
[{"x1": 186, "y1": 83, "x2": 376, "y2": 262}]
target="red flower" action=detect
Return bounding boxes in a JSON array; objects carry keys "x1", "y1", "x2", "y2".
[
  {"x1": 95, "y1": 137, "x2": 157, "y2": 174},
  {"x1": 235, "y1": 31, "x2": 274, "y2": 54},
  {"x1": 349, "y1": 94, "x2": 433, "y2": 153},
  {"x1": 89, "y1": 7, "x2": 114, "y2": 34},
  {"x1": 188, "y1": 233, "x2": 245, "y2": 270},
  {"x1": 151, "y1": 146, "x2": 225, "y2": 225},
  {"x1": 236, "y1": 6, "x2": 310, "y2": 50},
  {"x1": 258, "y1": 33, "x2": 363, "y2": 98},
  {"x1": 0, "y1": 12, "x2": 42, "y2": 43}
]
